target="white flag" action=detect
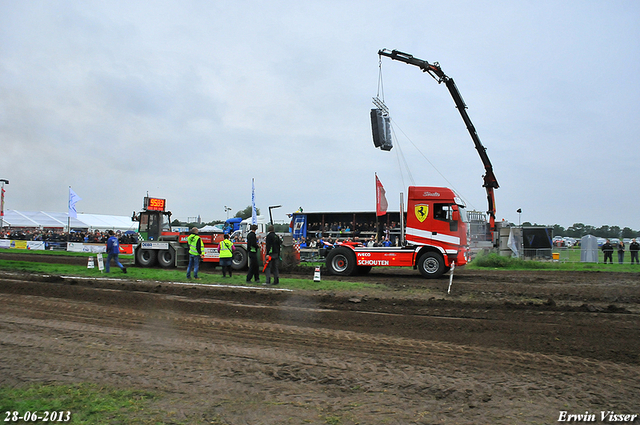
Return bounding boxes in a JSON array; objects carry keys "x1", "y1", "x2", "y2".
[{"x1": 68, "y1": 187, "x2": 81, "y2": 218}]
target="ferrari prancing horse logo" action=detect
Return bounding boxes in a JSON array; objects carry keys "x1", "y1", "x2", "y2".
[{"x1": 415, "y1": 204, "x2": 429, "y2": 222}]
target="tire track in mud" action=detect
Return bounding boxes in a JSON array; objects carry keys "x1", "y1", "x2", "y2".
[{"x1": 1, "y1": 291, "x2": 638, "y2": 381}]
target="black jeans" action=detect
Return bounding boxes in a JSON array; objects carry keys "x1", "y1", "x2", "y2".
[
  {"x1": 265, "y1": 255, "x2": 279, "y2": 284},
  {"x1": 246, "y1": 251, "x2": 259, "y2": 281}
]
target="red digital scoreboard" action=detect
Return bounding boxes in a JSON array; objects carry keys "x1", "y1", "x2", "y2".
[{"x1": 144, "y1": 197, "x2": 166, "y2": 212}]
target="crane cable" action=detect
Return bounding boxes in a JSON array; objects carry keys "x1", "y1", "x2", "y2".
[
  {"x1": 377, "y1": 57, "x2": 413, "y2": 191},
  {"x1": 390, "y1": 118, "x2": 476, "y2": 211},
  {"x1": 376, "y1": 57, "x2": 476, "y2": 210}
]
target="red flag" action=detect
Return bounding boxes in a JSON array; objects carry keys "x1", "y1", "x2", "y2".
[{"x1": 375, "y1": 174, "x2": 388, "y2": 216}]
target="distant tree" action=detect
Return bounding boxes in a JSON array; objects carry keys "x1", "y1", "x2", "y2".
[
  {"x1": 611, "y1": 226, "x2": 621, "y2": 238},
  {"x1": 595, "y1": 225, "x2": 618, "y2": 239},
  {"x1": 551, "y1": 224, "x2": 565, "y2": 237},
  {"x1": 273, "y1": 223, "x2": 289, "y2": 233},
  {"x1": 566, "y1": 223, "x2": 597, "y2": 237},
  {"x1": 205, "y1": 220, "x2": 224, "y2": 226},
  {"x1": 236, "y1": 205, "x2": 260, "y2": 220},
  {"x1": 622, "y1": 227, "x2": 636, "y2": 238}
]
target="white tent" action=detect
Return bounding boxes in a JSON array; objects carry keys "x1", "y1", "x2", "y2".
[
  {"x1": 1, "y1": 210, "x2": 136, "y2": 232},
  {"x1": 76, "y1": 213, "x2": 138, "y2": 232}
]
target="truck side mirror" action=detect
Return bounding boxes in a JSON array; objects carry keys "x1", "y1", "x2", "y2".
[{"x1": 451, "y1": 206, "x2": 460, "y2": 222}]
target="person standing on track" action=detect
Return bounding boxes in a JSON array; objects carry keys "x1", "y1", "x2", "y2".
[
  {"x1": 105, "y1": 230, "x2": 127, "y2": 273},
  {"x1": 186, "y1": 227, "x2": 204, "y2": 280},
  {"x1": 245, "y1": 224, "x2": 260, "y2": 283},
  {"x1": 265, "y1": 225, "x2": 282, "y2": 285},
  {"x1": 218, "y1": 233, "x2": 234, "y2": 277}
]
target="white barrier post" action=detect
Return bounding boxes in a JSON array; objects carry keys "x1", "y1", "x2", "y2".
[
  {"x1": 96, "y1": 253, "x2": 104, "y2": 273},
  {"x1": 447, "y1": 261, "x2": 455, "y2": 294},
  {"x1": 313, "y1": 267, "x2": 321, "y2": 282}
]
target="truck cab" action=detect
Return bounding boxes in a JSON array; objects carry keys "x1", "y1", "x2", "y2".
[
  {"x1": 325, "y1": 186, "x2": 468, "y2": 279},
  {"x1": 405, "y1": 186, "x2": 468, "y2": 271}
]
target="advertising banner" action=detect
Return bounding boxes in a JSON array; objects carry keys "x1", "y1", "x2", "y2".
[{"x1": 67, "y1": 243, "x2": 106, "y2": 253}]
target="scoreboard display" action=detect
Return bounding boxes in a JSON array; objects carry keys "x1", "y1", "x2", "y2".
[{"x1": 144, "y1": 197, "x2": 166, "y2": 212}]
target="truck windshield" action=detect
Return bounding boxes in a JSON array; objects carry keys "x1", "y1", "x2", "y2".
[{"x1": 458, "y1": 205, "x2": 469, "y2": 223}]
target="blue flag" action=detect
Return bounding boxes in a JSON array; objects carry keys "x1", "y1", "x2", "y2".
[
  {"x1": 251, "y1": 178, "x2": 257, "y2": 225},
  {"x1": 68, "y1": 187, "x2": 81, "y2": 218}
]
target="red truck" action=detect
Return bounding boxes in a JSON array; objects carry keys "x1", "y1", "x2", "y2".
[
  {"x1": 325, "y1": 186, "x2": 468, "y2": 279},
  {"x1": 327, "y1": 49, "x2": 500, "y2": 278}
]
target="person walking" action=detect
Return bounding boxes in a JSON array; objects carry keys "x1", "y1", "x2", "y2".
[
  {"x1": 265, "y1": 225, "x2": 282, "y2": 285},
  {"x1": 105, "y1": 230, "x2": 127, "y2": 273},
  {"x1": 630, "y1": 238, "x2": 640, "y2": 265},
  {"x1": 245, "y1": 224, "x2": 260, "y2": 283},
  {"x1": 601, "y1": 239, "x2": 614, "y2": 264},
  {"x1": 186, "y1": 227, "x2": 204, "y2": 280},
  {"x1": 617, "y1": 240, "x2": 625, "y2": 264},
  {"x1": 218, "y1": 233, "x2": 234, "y2": 277}
]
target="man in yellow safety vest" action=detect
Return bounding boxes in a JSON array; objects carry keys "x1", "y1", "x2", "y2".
[
  {"x1": 186, "y1": 227, "x2": 204, "y2": 280},
  {"x1": 218, "y1": 233, "x2": 234, "y2": 277}
]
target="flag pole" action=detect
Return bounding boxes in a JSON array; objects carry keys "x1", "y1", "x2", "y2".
[
  {"x1": 375, "y1": 173, "x2": 379, "y2": 242},
  {"x1": 68, "y1": 186, "x2": 71, "y2": 241}
]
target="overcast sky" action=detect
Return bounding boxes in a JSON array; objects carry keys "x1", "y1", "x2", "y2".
[{"x1": 1, "y1": 1, "x2": 638, "y2": 230}]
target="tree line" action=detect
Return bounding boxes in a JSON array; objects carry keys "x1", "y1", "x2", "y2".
[{"x1": 522, "y1": 222, "x2": 639, "y2": 239}]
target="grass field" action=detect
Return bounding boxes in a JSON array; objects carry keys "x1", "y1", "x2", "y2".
[
  {"x1": 469, "y1": 247, "x2": 640, "y2": 272},
  {"x1": 0, "y1": 383, "x2": 179, "y2": 425}
]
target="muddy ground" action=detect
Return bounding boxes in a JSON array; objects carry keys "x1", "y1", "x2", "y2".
[{"x1": 1, "y1": 253, "x2": 639, "y2": 424}]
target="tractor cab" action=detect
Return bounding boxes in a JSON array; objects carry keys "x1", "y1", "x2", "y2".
[{"x1": 133, "y1": 197, "x2": 172, "y2": 241}]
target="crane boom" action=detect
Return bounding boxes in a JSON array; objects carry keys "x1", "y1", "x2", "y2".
[{"x1": 378, "y1": 48, "x2": 499, "y2": 242}]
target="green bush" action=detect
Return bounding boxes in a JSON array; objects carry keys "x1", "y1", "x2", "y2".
[{"x1": 469, "y1": 252, "x2": 551, "y2": 270}]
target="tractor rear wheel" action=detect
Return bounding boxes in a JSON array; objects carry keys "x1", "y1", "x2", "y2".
[
  {"x1": 157, "y1": 249, "x2": 175, "y2": 268},
  {"x1": 136, "y1": 249, "x2": 157, "y2": 267}
]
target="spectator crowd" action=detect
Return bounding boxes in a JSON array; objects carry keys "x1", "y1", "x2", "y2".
[{"x1": 1, "y1": 229, "x2": 138, "y2": 244}]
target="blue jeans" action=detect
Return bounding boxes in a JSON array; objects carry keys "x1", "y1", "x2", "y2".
[
  {"x1": 187, "y1": 254, "x2": 200, "y2": 278},
  {"x1": 106, "y1": 253, "x2": 123, "y2": 272}
]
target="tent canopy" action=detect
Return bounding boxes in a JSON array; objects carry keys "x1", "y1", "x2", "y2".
[{"x1": 2, "y1": 210, "x2": 137, "y2": 231}]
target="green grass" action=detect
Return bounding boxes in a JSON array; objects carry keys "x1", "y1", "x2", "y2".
[
  {"x1": 0, "y1": 382, "x2": 175, "y2": 424},
  {"x1": 468, "y1": 249, "x2": 640, "y2": 273},
  {"x1": 0, "y1": 258, "x2": 381, "y2": 292},
  {"x1": 0, "y1": 248, "x2": 133, "y2": 259}
]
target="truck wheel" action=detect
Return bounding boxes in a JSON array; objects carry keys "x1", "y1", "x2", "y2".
[
  {"x1": 326, "y1": 247, "x2": 356, "y2": 276},
  {"x1": 136, "y1": 249, "x2": 157, "y2": 267},
  {"x1": 417, "y1": 252, "x2": 445, "y2": 279},
  {"x1": 231, "y1": 246, "x2": 248, "y2": 270},
  {"x1": 157, "y1": 249, "x2": 175, "y2": 268}
]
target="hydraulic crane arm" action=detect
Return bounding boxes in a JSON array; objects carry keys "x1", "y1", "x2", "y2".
[{"x1": 378, "y1": 49, "x2": 499, "y2": 237}]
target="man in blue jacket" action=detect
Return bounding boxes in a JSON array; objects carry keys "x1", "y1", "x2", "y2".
[{"x1": 106, "y1": 230, "x2": 127, "y2": 273}]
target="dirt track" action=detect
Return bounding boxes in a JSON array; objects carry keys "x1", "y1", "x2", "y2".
[{"x1": 1, "y1": 257, "x2": 640, "y2": 424}]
